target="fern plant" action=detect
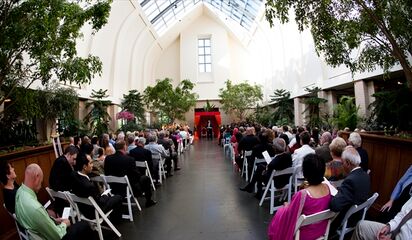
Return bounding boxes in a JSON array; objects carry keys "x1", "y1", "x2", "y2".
[{"x1": 332, "y1": 96, "x2": 359, "y2": 130}]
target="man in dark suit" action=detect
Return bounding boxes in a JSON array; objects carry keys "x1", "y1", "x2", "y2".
[
  {"x1": 71, "y1": 153, "x2": 123, "y2": 221},
  {"x1": 129, "y1": 137, "x2": 154, "y2": 176},
  {"x1": 236, "y1": 127, "x2": 260, "y2": 171},
  {"x1": 330, "y1": 146, "x2": 371, "y2": 234},
  {"x1": 240, "y1": 138, "x2": 292, "y2": 199},
  {"x1": 105, "y1": 140, "x2": 157, "y2": 208},
  {"x1": 49, "y1": 145, "x2": 78, "y2": 214}
]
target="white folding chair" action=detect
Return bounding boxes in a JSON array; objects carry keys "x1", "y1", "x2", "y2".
[
  {"x1": 152, "y1": 153, "x2": 167, "y2": 184},
  {"x1": 64, "y1": 192, "x2": 121, "y2": 240},
  {"x1": 51, "y1": 134, "x2": 63, "y2": 159},
  {"x1": 241, "y1": 150, "x2": 253, "y2": 181},
  {"x1": 336, "y1": 192, "x2": 379, "y2": 240},
  {"x1": 294, "y1": 165, "x2": 303, "y2": 193},
  {"x1": 250, "y1": 157, "x2": 266, "y2": 182},
  {"x1": 3, "y1": 204, "x2": 29, "y2": 240},
  {"x1": 136, "y1": 161, "x2": 156, "y2": 191},
  {"x1": 259, "y1": 166, "x2": 295, "y2": 214},
  {"x1": 45, "y1": 187, "x2": 76, "y2": 223},
  {"x1": 178, "y1": 139, "x2": 184, "y2": 154},
  {"x1": 294, "y1": 209, "x2": 337, "y2": 240},
  {"x1": 103, "y1": 175, "x2": 142, "y2": 221}
]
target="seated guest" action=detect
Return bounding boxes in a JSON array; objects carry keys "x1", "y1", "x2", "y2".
[
  {"x1": 379, "y1": 165, "x2": 412, "y2": 223},
  {"x1": 129, "y1": 137, "x2": 155, "y2": 176},
  {"x1": 240, "y1": 138, "x2": 292, "y2": 199},
  {"x1": 352, "y1": 196, "x2": 412, "y2": 240},
  {"x1": 49, "y1": 145, "x2": 78, "y2": 191},
  {"x1": 105, "y1": 140, "x2": 157, "y2": 208},
  {"x1": 268, "y1": 154, "x2": 332, "y2": 240},
  {"x1": 315, "y1": 131, "x2": 333, "y2": 163},
  {"x1": 0, "y1": 161, "x2": 19, "y2": 213},
  {"x1": 16, "y1": 164, "x2": 92, "y2": 239},
  {"x1": 144, "y1": 133, "x2": 169, "y2": 181},
  {"x1": 237, "y1": 127, "x2": 259, "y2": 171},
  {"x1": 126, "y1": 134, "x2": 136, "y2": 153},
  {"x1": 71, "y1": 154, "x2": 123, "y2": 221},
  {"x1": 157, "y1": 131, "x2": 178, "y2": 176},
  {"x1": 348, "y1": 132, "x2": 369, "y2": 172},
  {"x1": 249, "y1": 129, "x2": 276, "y2": 174},
  {"x1": 49, "y1": 145, "x2": 78, "y2": 214},
  {"x1": 292, "y1": 131, "x2": 315, "y2": 179},
  {"x1": 330, "y1": 146, "x2": 371, "y2": 234},
  {"x1": 324, "y1": 137, "x2": 347, "y2": 181}
]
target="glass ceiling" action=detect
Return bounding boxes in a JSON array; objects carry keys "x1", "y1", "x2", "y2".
[{"x1": 139, "y1": 0, "x2": 264, "y2": 35}]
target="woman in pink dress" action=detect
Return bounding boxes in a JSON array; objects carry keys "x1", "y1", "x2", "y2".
[{"x1": 268, "y1": 153, "x2": 332, "y2": 240}]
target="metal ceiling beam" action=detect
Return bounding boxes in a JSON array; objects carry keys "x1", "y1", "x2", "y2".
[{"x1": 150, "y1": 0, "x2": 183, "y2": 24}]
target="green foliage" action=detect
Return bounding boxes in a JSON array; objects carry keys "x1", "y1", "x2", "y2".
[
  {"x1": 121, "y1": 90, "x2": 145, "y2": 124},
  {"x1": 332, "y1": 96, "x2": 359, "y2": 130},
  {"x1": 84, "y1": 89, "x2": 112, "y2": 136},
  {"x1": 219, "y1": 80, "x2": 263, "y2": 121},
  {"x1": 0, "y1": 0, "x2": 111, "y2": 111},
  {"x1": 255, "y1": 105, "x2": 273, "y2": 127},
  {"x1": 368, "y1": 85, "x2": 412, "y2": 130},
  {"x1": 270, "y1": 89, "x2": 294, "y2": 125},
  {"x1": 144, "y1": 78, "x2": 197, "y2": 123},
  {"x1": 303, "y1": 87, "x2": 327, "y2": 129},
  {"x1": 119, "y1": 121, "x2": 143, "y2": 133},
  {"x1": 265, "y1": 0, "x2": 412, "y2": 91},
  {"x1": 203, "y1": 100, "x2": 216, "y2": 112}
]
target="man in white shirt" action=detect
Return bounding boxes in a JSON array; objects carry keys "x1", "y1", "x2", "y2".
[
  {"x1": 351, "y1": 196, "x2": 412, "y2": 240},
  {"x1": 292, "y1": 131, "x2": 315, "y2": 179}
]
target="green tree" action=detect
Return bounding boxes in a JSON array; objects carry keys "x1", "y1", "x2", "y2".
[
  {"x1": 144, "y1": 78, "x2": 197, "y2": 123},
  {"x1": 368, "y1": 85, "x2": 412, "y2": 131},
  {"x1": 332, "y1": 96, "x2": 360, "y2": 130},
  {"x1": 38, "y1": 85, "x2": 79, "y2": 137},
  {"x1": 84, "y1": 89, "x2": 112, "y2": 136},
  {"x1": 120, "y1": 90, "x2": 146, "y2": 124},
  {"x1": 265, "y1": 0, "x2": 412, "y2": 91},
  {"x1": 303, "y1": 87, "x2": 327, "y2": 129},
  {"x1": 219, "y1": 80, "x2": 263, "y2": 121},
  {"x1": 0, "y1": 0, "x2": 111, "y2": 113},
  {"x1": 270, "y1": 89, "x2": 294, "y2": 125},
  {"x1": 255, "y1": 105, "x2": 273, "y2": 127}
]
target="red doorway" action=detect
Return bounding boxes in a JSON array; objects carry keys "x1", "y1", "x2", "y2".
[{"x1": 194, "y1": 111, "x2": 221, "y2": 140}]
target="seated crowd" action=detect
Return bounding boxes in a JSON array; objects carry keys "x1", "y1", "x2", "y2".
[
  {"x1": 1, "y1": 126, "x2": 193, "y2": 239},
  {"x1": 223, "y1": 122, "x2": 410, "y2": 239}
]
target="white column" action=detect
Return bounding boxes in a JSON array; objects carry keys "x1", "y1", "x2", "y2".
[
  {"x1": 294, "y1": 97, "x2": 304, "y2": 126},
  {"x1": 354, "y1": 80, "x2": 375, "y2": 117}
]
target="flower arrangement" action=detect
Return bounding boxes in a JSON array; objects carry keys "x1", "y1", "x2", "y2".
[{"x1": 116, "y1": 111, "x2": 135, "y2": 121}]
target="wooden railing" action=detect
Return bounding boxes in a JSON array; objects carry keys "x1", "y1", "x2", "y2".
[
  {"x1": 0, "y1": 144, "x2": 63, "y2": 240},
  {"x1": 341, "y1": 132, "x2": 412, "y2": 215}
]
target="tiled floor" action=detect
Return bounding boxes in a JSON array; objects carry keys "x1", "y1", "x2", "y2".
[{"x1": 115, "y1": 139, "x2": 272, "y2": 240}]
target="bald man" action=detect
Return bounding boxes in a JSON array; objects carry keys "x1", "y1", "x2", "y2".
[{"x1": 15, "y1": 164, "x2": 91, "y2": 239}]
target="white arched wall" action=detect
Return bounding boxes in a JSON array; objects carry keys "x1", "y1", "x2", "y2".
[{"x1": 73, "y1": 1, "x2": 400, "y2": 126}]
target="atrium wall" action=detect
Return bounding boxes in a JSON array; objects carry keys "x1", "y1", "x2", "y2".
[{"x1": 72, "y1": 0, "x2": 394, "y2": 128}]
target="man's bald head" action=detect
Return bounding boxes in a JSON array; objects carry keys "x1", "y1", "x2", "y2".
[{"x1": 24, "y1": 164, "x2": 43, "y2": 193}]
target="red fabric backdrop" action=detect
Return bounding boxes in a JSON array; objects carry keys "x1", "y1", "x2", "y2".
[{"x1": 194, "y1": 111, "x2": 221, "y2": 139}]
